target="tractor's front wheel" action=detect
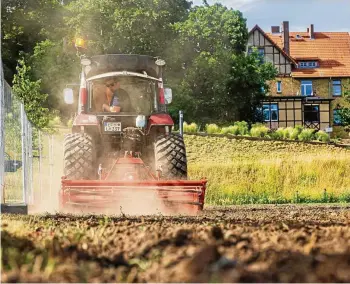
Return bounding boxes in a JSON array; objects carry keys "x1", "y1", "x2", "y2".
[
  {"x1": 63, "y1": 133, "x2": 97, "y2": 180},
  {"x1": 154, "y1": 133, "x2": 187, "y2": 180}
]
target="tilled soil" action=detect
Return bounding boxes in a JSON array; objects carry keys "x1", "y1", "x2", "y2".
[{"x1": 2, "y1": 204, "x2": 350, "y2": 283}]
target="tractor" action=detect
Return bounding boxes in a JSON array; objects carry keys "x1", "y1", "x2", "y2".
[{"x1": 60, "y1": 39, "x2": 206, "y2": 214}]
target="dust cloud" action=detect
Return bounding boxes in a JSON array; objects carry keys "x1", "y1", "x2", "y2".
[{"x1": 28, "y1": 131, "x2": 198, "y2": 216}]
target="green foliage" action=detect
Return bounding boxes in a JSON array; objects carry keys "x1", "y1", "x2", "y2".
[
  {"x1": 3, "y1": 1, "x2": 279, "y2": 126},
  {"x1": 234, "y1": 121, "x2": 249, "y2": 135},
  {"x1": 315, "y1": 130, "x2": 330, "y2": 142},
  {"x1": 206, "y1": 124, "x2": 220, "y2": 134},
  {"x1": 183, "y1": 122, "x2": 198, "y2": 133},
  {"x1": 12, "y1": 58, "x2": 52, "y2": 128},
  {"x1": 274, "y1": 127, "x2": 287, "y2": 140},
  {"x1": 226, "y1": 50, "x2": 278, "y2": 123},
  {"x1": 338, "y1": 79, "x2": 350, "y2": 127},
  {"x1": 1, "y1": 0, "x2": 66, "y2": 82},
  {"x1": 250, "y1": 123, "x2": 269, "y2": 137},
  {"x1": 172, "y1": 4, "x2": 277, "y2": 124},
  {"x1": 273, "y1": 126, "x2": 302, "y2": 140},
  {"x1": 182, "y1": 121, "x2": 332, "y2": 143},
  {"x1": 48, "y1": 116, "x2": 62, "y2": 128},
  {"x1": 29, "y1": 40, "x2": 79, "y2": 113},
  {"x1": 220, "y1": 126, "x2": 239, "y2": 135},
  {"x1": 290, "y1": 125, "x2": 303, "y2": 140},
  {"x1": 298, "y1": 129, "x2": 316, "y2": 142}
]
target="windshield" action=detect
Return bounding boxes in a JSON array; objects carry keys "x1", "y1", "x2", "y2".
[{"x1": 88, "y1": 77, "x2": 156, "y2": 115}]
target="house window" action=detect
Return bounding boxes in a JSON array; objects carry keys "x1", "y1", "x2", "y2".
[
  {"x1": 299, "y1": 61, "x2": 318, "y2": 68},
  {"x1": 276, "y1": 81, "x2": 282, "y2": 93},
  {"x1": 304, "y1": 105, "x2": 319, "y2": 122},
  {"x1": 258, "y1": 48, "x2": 265, "y2": 56},
  {"x1": 258, "y1": 48, "x2": 265, "y2": 63},
  {"x1": 332, "y1": 80, "x2": 342, "y2": 96},
  {"x1": 263, "y1": 104, "x2": 278, "y2": 121},
  {"x1": 333, "y1": 109, "x2": 342, "y2": 125},
  {"x1": 301, "y1": 80, "x2": 313, "y2": 96}
]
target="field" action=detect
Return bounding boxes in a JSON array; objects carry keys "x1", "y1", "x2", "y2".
[
  {"x1": 2, "y1": 133, "x2": 350, "y2": 282},
  {"x1": 2, "y1": 205, "x2": 350, "y2": 282},
  {"x1": 185, "y1": 135, "x2": 350, "y2": 204},
  {"x1": 3, "y1": 132, "x2": 350, "y2": 209}
]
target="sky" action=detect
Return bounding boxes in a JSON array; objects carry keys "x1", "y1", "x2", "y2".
[{"x1": 192, "y1": 0, "x2": 350, "y2": 32}]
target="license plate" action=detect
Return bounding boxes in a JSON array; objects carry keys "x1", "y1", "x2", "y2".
[{"x1": 104, "y1": 122, "x2": 121, "y2": 132}]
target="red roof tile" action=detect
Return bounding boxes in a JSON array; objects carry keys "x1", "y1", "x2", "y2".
[{"x1": 267, "y1": 32, "x2": 350, "y2": 78}]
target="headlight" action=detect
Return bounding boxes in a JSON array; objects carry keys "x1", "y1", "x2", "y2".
[{"x1": 136, "y1": 115, "x2": 146, "y2": 128}]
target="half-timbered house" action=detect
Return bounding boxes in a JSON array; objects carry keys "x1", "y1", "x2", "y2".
[{"x1": 248, "y1": 21, "x2": 350, "y2": 137}]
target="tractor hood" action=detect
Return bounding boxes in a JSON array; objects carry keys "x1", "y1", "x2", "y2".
[{"x1": 86, "y1": 54, "x2": 161, "y2": 79}]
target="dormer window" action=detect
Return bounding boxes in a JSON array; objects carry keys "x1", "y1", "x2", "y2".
[
  {"x1": 298, "y1": 61, "x2": 318, "y2": 68},
  {"x1": 295, "y1": 34, "x2": 302, "y2": 39}
]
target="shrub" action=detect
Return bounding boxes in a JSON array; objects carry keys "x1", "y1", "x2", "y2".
[
  {"x1": 298, "y1": 129, "x2": 315, "y2": 141},
  {"x1": 183, "y1": 122, "x2": 198, "y2": 133},
  {"x1": 289, "y1": 125, "x2": 304, "y2": 140},
  {"x1": 234, "y1": 121, "x2": 248, "y2": 135},
  {"x1": 250, "y1": 123, "x2": 269, "y2": 137},
  {"x1": 221, "y1": 125, "x2": 239, "y2": 135},
  {"x1": 284, "y1": 127, "x2": 295, "y2": 139},
  {"x1": 206, "y1": 124, "x2": 221, "y2": 134},
  {"x1": 48, "y1": 115, "x2": 61, "y2": 127},
  {"x1": 315, "y1": 130, "x2": 330, "y2": 142},
  {"x1": 274, "y1": 127, "x2": 286, "y2": 140}
]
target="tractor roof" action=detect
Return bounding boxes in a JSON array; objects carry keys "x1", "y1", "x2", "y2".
[{"x1": 86, "y1": 54, "x2": 161, "y2": 79}]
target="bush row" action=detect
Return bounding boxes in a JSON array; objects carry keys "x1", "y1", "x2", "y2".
[{"x1": 183, "y1": 121, "x2": 330, "y2": 142}]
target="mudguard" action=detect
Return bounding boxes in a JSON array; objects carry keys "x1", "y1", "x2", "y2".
[{"x1": 146, "y1": 113, "x2": 174, "y2": 133}]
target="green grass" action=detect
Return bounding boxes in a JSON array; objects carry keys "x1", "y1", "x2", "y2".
[
  {"x1": 185, "y1": 135, "x2": 350, "y2": 205},
  {"x1": 4, "y1": 130, "x2": 349, "y2": 206}
]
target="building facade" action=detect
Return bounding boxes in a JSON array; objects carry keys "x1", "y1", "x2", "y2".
[{"x1": 248, "y1": 21, "x2": 350, "y2": 137}]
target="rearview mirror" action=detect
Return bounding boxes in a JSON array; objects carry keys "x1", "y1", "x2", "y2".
[
  {"x1": 164, "y1": 88, "x2": 172, "y2": 104},
  {"x1": 63, "y1": 88, "x2": 74, "y2": 104}
]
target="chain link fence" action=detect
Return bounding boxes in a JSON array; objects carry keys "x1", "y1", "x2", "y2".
[{"x1": 1, "y1": 60, "x2": 62, "y2": 212}]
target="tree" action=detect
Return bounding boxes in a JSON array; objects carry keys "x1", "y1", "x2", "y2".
[
  {"x1": 169, "y1": 4, "x2": 276, "y2": 124},
  {"x1": 1, "y1": 0, "x2": 66, "y2": 83},
  {"x1": 12, "y1": 58, "x2": 52, "y2": 128},
  {"x1": 4, "y1": 0, "x2": 192, "y2": 123},
  {"x1": 226, "y1": 50, "x2": 278, "y2": 123},
  {"x1": 4, "y1": 0, "x2": 278, "y2": 127},
  {"x1": 65, "y1": 0, "x2": 191, "y2": 56},
  {"x1": 338, "y1": 79, "x2": 350, "y2": 130}
]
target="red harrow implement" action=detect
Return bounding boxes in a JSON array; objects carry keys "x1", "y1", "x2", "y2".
[{"x1": 60, "y1": 155, "x2": 207, "y2": 215}]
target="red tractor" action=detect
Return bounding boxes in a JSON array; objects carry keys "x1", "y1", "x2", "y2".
[{"x1": 60, "y1": 46, "x2": 206, "y2": 214}]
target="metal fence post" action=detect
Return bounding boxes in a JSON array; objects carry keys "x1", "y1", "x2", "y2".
[
  {"x1": 179, "y1": 110, "x2": 184, "y2": 136},
  {"x1": 0, "y1": 61, "x2": 4, "y2": 203},
  {"x1": 38, "y1": 130, "x2": 43, "y2": 202},
  {"x1": 21, "y1": 103, "x2": 28, "y2": 204},
  {"x1": 49, "y1": 134, "x2": 54, "y2": 199},
  {"x1": 28, "y1": 122, "x2": 33, "y2": 204}
]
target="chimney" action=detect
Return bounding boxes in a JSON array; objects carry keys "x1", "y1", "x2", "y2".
[
  {"x1": 271, "y1": 26, "x2": 280, "y2": 34},
  {"x1": 281, "y1": 21, "x2": 290, "y2": 55},
  {"x1": 309, "y1": 24, "x2": 315, "y2": 39}
]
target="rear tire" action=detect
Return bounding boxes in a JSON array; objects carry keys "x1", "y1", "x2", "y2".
[
  {"x1": 154, "y1": 134, "x2": 187, "y2": 179},
  {"x1": 63, "y1": 133, "x2": 96, "y2": 180}
]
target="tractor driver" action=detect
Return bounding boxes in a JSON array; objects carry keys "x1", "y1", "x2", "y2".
[{"x1": 102, "y1": 78, "x2": 132, "y2": 112}]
